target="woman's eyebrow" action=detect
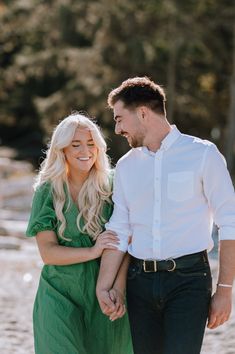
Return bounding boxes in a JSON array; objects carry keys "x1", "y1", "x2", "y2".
[{"x1": 72, "y1": 139, "x2": 94, "y2": 142}]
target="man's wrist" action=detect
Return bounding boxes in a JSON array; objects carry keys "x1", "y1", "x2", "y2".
[
  {"x1": 216, "y1": 283, "x2": 233, "y2": 294},
  {"x1": 217, "y1": 283, "x2": 233, "y2": 288},
  {"x1": 112, "y1": 285, "x2": 125, "y2": 297}
]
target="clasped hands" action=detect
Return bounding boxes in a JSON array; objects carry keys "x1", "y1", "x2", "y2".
[{"x1": 97, "y1": 287, "x2": 126, "y2": 321}]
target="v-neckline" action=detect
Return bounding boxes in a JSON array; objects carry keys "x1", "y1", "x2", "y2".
[{"x1": 64, "y1": 183, "x2": 79, "y2": 213}]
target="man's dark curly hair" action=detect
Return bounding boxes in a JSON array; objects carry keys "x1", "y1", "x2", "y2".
[{"x1": 107, "y1": 77, "x2": 166, "y2": 116}]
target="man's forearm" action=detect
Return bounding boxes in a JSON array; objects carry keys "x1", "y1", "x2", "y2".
[
  {"x1": 96, "y1": 249, "x2": 125, "y2": 292},
  {"x1": 217, "y1": 240, "x2": 235, "y2": 286},
  {"x1": 113, "y1": 253, "x2": 130, "y2": 293}
]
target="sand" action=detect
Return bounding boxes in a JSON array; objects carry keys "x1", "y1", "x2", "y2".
[
  {"x1": 0, "y1": 150, "x2": 234, "y2": 354},
  {"x1": 0, "y1": 239, "x2": 234, "y2": 354}
]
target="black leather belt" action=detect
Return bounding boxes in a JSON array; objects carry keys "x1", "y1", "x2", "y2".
[{"x1": 131, "y1": 250, "x2": 208, "y2": 273}]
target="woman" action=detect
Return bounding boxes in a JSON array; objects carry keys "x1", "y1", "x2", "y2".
[{"x1": 26, "y1": 113, "x2": 133, "y2": 354}]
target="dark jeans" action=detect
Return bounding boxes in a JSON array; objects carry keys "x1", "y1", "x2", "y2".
[{"x1": 126, "y1": 254, "x2": 212, "y2": 354}]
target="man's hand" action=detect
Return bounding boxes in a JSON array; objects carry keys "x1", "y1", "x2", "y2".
[
  {"x1": 96, "y1": 288, "x2": 117, "y2": 316},
  {"x1": 108, "y1": 288, "x2": 126, "y2": 321},
  {"x1": 207, "y1": 287, "x2": 232, "y2": 329}
]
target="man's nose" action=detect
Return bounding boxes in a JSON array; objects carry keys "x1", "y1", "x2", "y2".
[{"x1": 115, "y1": 122, "x2": 121, "y2": 135}]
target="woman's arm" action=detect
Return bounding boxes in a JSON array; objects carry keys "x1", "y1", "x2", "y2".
[{"x1": 36, "y1": 230, "x2": 119, "y2": 265}]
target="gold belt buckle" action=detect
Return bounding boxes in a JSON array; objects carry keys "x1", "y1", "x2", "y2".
[
  {"x1": 143, "y1": 260, "x2": 157, "y2": 272},
  {"x1": 166, "y1": 258, "x2": 176, "y2": 272}
]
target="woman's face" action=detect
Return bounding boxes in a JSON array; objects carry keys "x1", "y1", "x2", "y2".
[{"x1": 63, "y1": 128, "x2": 98, "y2": 174}]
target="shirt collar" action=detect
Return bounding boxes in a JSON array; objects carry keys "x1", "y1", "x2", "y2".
[
  {"x1": 141, "y1": 125, "x2": 181, "y2": 156},
  {"x1": 160, "y1": 125, "x2": 181, "y2": 151}
]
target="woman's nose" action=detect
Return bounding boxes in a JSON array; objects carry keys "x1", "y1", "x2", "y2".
[{"x1": 79, "y1": 144, "x2": 89, "y2": 154}]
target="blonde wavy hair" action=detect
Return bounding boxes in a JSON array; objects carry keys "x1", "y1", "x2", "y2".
[{"x1": 34, "y1": 112, "x2": 112, "y2": 240}]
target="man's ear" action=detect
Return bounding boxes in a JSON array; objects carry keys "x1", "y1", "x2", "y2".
[{"x1": 137, "y1": 106, "x2": 149, "y2": 123}]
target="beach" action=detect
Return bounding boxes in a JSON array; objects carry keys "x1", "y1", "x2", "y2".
[
  {"x1": 0, "y1": 239, "x2": 234, "y2": 354},
  {"x1": 0, "y1": 152, "x2": 234, "y2": 354}
]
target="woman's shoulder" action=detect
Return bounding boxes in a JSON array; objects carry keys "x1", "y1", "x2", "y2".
[
  {"x1": 34, "y1": 181, "x2": 53, "y2": 195},
  {"x1": 32, "y1": 181, "x2": 54, "y2": 206}
]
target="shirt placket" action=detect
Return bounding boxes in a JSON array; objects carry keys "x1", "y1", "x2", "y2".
[{"x1": 152, "y1": 149, "x2": 163, "y2": 259}]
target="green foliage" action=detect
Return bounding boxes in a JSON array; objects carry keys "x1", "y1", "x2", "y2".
[{"x1": 0, "y1": 0, "x2": 234, "y2": 166}]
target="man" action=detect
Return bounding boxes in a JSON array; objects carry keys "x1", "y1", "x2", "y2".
[{"x1": 96, "y1": 77, "x2": 235, "y2": 354}]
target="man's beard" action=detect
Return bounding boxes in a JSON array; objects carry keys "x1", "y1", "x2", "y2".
[
  {"x1": 122, "y1": 131, "x2": 145, "y2": 148},
  {"x1": 129, "y1": 136, "x2": 143, "y2": 148}
]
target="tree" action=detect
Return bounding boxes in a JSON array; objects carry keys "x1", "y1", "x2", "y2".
[
  {"x1": 226, "y1": 23, "x2": 235, "y2": 174},
  {"x1": 0, "y1": 0, "x2": 234, "y2": 169}
]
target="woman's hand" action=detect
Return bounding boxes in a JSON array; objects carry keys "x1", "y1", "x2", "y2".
[{"x1": 91, "y1": 231, "x2": 119, "y2": 258}]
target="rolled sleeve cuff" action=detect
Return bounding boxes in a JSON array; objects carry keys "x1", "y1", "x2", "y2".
[
  {"x1": 116, "y1": 238, "x2": 128, "y2": 252},
  {"x1": 219, "y1": 227, "x2": 235, "y2": 240}
]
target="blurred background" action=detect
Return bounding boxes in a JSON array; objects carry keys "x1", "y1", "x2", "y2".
[
  {"x1": 0, "y1": 0, "x2": 235, "y2": 172},
  {"x1": 0, "y1": 1, "x2": 235, "y2": 353}
]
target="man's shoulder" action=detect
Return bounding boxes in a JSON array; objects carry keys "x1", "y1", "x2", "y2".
[
  {"x1": 116, "y1": 148, "x2": 140, "y2": 167},
  {"x1": 180, "y1": 133, "x2": 215, "y2": 151}
]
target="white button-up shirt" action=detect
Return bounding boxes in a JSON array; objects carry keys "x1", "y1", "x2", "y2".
[{"x1": 106, "y1": 125, "x2": 235, "y2": 260}]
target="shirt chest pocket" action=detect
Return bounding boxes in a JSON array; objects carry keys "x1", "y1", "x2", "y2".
[{"x1": 167, "y1": 171, "x2": 194, "y2": 202}]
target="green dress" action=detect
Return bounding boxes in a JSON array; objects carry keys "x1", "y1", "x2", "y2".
[{"x1": 26, "y1": 182, "x2": 133, "y2": 354}]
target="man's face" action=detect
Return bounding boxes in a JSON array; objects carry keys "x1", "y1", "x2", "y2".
[{"x1": 113, "y1": 100, "x2": 145, "y2": 148}]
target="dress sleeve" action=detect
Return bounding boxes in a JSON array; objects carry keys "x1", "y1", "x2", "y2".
[{"x1": 26, "y1": 182, "x2": 57, "y2": 237}]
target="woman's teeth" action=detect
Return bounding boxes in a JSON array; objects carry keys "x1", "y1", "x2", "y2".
[{"x1": 78, "y1": 157, "x2": 90, "y2": 161}]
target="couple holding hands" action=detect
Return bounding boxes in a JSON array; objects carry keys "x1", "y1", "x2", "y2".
[{"x1": 26, "y1": 77, "x2": 235, "y2": 354}]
